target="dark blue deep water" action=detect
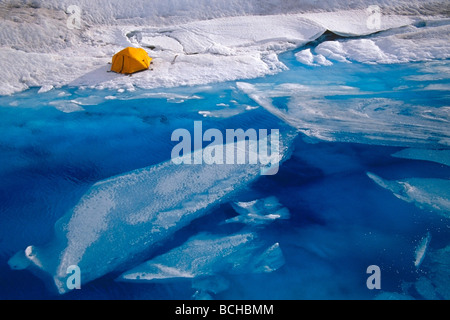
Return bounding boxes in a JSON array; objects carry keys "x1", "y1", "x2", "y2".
[{"x1": 0, "y1": 51, "x2": 449, "y2": 300}]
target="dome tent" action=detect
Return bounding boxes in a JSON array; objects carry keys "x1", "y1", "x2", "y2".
[{"x1": 111, "y1": 47, "x2": 152, "y2": 74}]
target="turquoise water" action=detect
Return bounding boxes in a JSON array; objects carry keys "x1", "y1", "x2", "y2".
[{"x1": 0, "y1": 51, "x2": 449, "y2": 299}]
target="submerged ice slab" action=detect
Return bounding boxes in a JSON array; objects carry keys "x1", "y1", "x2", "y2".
[
  {"x1": 392, "y1": 148, "x2": 450, "y2": 167},
  {"x1": 118, "y1": 232, "x2": 284, "y2": 282},
  {"x1": 8, "y1": 132, "x2": 293, "y2": 294},
  {"x1": 385, "y1": 244, "x2": 450, "y2": 300},
  {"x1": 226, "y1": 196, "x2": 290, "y2": 226},
  {"x1": 367, "y1": 173, "x2": 450, "y2": 216},
  {"x1": 237, "y1": 81, "x2": 450, "y2": 147},
  {"x1": 414, "y1": 232, "x2": 431, "y2": 268},
  {"x1": 424, "y1": 245, "x2": 450, "y2": 299}
]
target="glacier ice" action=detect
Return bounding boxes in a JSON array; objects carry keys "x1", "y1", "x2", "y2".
[
  {"x1": 8, "y1": 249, "x2": 33, "y2": 270},
  {"x1": 414, "y1": 276, "x2": 440, "y2": 300},
  {"x1": 237, "y1": 81, "x2": 450, "y2": 147},
  {"x1": 192, "y1": 275, "x2": 230, "y2": 296},
  {"x1": 1, "y1": 0, "x2": 449, "y2": 301},
  {"x1": 295, "y1": 49, "x2": 333, "y2": 67},
  {"x1": 374, "y1": 291, "x2": 414, "y2": 300},
  {"x1": 367, "y1": 173, "x2": 450, "y2": 216},
  {"x1": 387, "y1": 244, "x2": 450, "y2": 300},
  {"x1": 225, "y1": 196, "x2": 290, "y2": 226},
  {"x1": 414, "y1": 232, "x2": 431, "y2": 268},
  {"x1": 423, "y1": 245, "x2": 450, "y2": 299},
  {"x1": 314, "y1": 23, "x2": 450, "y2": 65},
  {"x1": 8, "y1": 132, "x2": 293, "y2": 294},
  {"x1": 192, "y1": 290, "x2": 214, "y2": 300},
  {"x1": 392, "y1": 148, "x2": 450, "y2": 167},
  {"x1": 2, "y1": 0, "x2": 443, "y2": 95},
  {"x1": 118, "y1": 232, "x2": 284, "y2": 282},
  {"x1": 17, "y1": 0, "x2": 438, "y2": 26}
]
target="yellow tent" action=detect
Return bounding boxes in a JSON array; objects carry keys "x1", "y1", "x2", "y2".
[{"x1": 111, "y1": 47, "x2": 152, "y2": 74}]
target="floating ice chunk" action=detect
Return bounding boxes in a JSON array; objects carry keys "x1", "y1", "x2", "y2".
[
  {"x1": 118, "y1": 232, "x2": 284, "y2": 283},
  {"x1": 9, "y1": 132, "x2": 293, "y2": 294},
  {"x1": 226, "y1": 196, "x2": 290, "y2": 226},
  {"x1": 48, "y1": 100, "x2": 85, "y2": 113},
  {"x1": 56, "y1": 91, "x2": 72, "y2": 97},
  {"x1": 392, "y1": 148, "x2": 450, "y2": 167},
  {"x1": 70, "y1": 96, "x2": 105, "y2": 106},
  {"x1": 38, "y1": 85, "x2": 54, "y2": 94},
  {"x1": 115, "y1": 92, "x2": 203, "y2": 103},
  {"x1": 414, "y1": 232, "x2": 431, "y2": 268},
  {"x1": 367, "y1": 173, "x2": 450, "y2": 215}
]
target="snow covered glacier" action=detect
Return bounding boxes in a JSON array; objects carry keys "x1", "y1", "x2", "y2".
[
  {"x1": 1, "y1": 0, "x2": 449, "y2": 300},
  {"x1": 0, "y1": 0, "x2": 448, "y2": 95}
]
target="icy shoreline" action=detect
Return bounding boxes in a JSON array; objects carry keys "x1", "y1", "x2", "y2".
[{"x1": 0, "y1": 1, "x2": 449, "y2": 96}]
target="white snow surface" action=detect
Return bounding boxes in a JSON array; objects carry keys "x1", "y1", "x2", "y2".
[
  {"x1": 0, "y1": 0, "x2": 448, "y2": 95},
  {"x1": 310, "y1": 21, "x2": 450, "y2": 65}
]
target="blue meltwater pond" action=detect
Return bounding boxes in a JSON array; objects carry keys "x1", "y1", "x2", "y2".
[{"x1": 0, "y1": 50, "x2": 449, "y2": 300}]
